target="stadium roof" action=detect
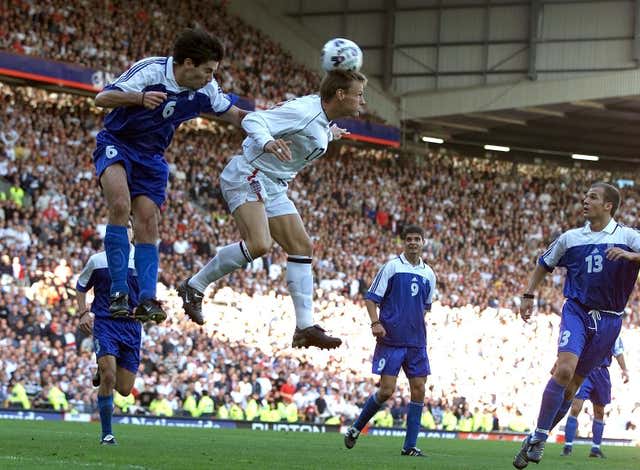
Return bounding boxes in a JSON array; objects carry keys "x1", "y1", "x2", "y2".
[
  {"x1": 268, "y1": 0, "x2": 640, "y2": 170},
  {"x1": 405, "y1": 95, "x2": 640, "y2": 168}
]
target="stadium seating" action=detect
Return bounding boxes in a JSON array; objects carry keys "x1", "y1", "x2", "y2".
[{"x1": 1, "y1": 2, "x2": 639, "y2": 440}]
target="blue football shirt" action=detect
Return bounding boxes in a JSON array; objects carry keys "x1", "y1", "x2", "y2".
[
  {"x1": 99, "y1": 56, "x2": 237, "y2": 154},
  {"x1": 366, "y1": 253, "x2": 436, "y2": 347},
  {"x1": 539, "y1": 219, "x2": 640, "y2": 313}
]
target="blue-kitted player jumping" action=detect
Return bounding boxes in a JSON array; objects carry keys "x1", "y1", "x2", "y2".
[
  {"x1": 344, "y1": 225, "x2": 437, "y2": 457},
  {"x1": 93, "y1": 28, "x2": 247, "y2": 323}
]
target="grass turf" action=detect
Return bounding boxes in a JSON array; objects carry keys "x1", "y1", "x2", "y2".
[{"x1": 0, "y1": 420, "x2": 638, "y2": 469}]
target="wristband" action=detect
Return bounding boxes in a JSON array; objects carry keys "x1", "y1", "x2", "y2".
[
  {"x1": 140, "y1": 92, "x2": 146, "y2": 106},
  {"x1": 371, "y1": 320, "x2": 381, "y2": 327},
  {"x1": 522, "y1": 293, "x2": 534, "y2": 299}
]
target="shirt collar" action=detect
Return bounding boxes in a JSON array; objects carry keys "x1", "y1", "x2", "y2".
[
  {"x1": 400, "y1": 253, "x2": 424, "y2": 268},
  {"x1": 313, "y1": 95, "x2": 330, "y2": 125},
  {"x1": 582, "y1": 218, "x2": 617, "y2": 234}
]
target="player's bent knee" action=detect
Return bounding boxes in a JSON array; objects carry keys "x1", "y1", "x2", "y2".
[
  {"x1": 378, "y1": 389, "x2": 394, "y2": 402},
  {"x1": 593, "y1": 406, "x2": 605, "y2": 421},
  {"x1": 108, "y1": 198, "x2": 131, "y2": 220},
  {"x1": 115, "y1": 384, "x2": 133, "y2": 396},
  {"x1": 286, "y1": 236, "x2": 313, "y2": 257},
  {"x1": 246, "y1": 237, "x2": 271, "y2": 258},
  {"x1": 553, "y1": 364, "x2": 574, "y2": 385},
  {"x1": 101, "y1": 371, "x2": 117, "y2": 389}
]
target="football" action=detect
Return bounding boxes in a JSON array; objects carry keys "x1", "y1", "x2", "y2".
[{"x1": 321, "y1": 38, "x2": 363, "y2": 72}]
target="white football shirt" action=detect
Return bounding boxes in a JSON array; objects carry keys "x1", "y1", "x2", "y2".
[{"x1": 240, "y1": 95, "x2": 333, "y2": 182}]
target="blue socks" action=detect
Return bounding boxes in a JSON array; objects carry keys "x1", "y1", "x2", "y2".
[
  {"x1": 353, "y1": 393, "x2": 383, "y2": 431},
  {"x1": 403, "y1": 401, "x2": 423, "y2": 450},
  {"x1": 551, "y1": 398, "x2": 573, "y2": 430},
  {"x1": 104, "y1": 224, "x2": 130, "y2": 295},
  {"x1": 533, "y1": 378, "x2": 566, "y2": 442},
  {"x1": 564, "y1": 415, "x2": 578, "y2": 445},
  {"x1": 592, "y1": 419, "x2": 605, "y2": 447},
  {"x1": 563, "y1": 416, "x2": 605, "y2": 450},
  {"x1": 135, "y1": 243, "x2": 158, "y2": 302},
  {"x1": 98, "y1": 394, "x2": 114, "y2": 438}
]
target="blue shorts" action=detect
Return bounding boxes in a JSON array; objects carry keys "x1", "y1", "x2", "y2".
[
  {"x1": 93, "y1": 136, "x2": 169, "y2": 208},
  {"x1": 575, "y1": 367, "x2": 611, "y2": 406},
  {"x1": 371, "y1": 343, "x2": 430, "y2": 378},
  {"x1": 93, "y1": 317, "x2": 142, "y2": 374},
  {"x1": 558, "y1": 300, "x2": 622, "y2": 378}
]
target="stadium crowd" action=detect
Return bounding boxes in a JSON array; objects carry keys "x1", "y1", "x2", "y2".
[
  {"x1": 1, "y1": 0, "x2": 640, "y2": 439},
  {"x1": 0, "y1": 0, "x2": 319, "y2": 109},
  {"x1": 1, "y1": 83, "x2": 639, "y2": 441}
]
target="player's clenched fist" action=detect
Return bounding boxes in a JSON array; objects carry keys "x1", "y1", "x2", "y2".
[
  {"x1": 264, "y1": 139, "x2": 292, "y2": 161},
  {"x1": 142, "y1": 91, "x2": 167, "y2": 109},
  {"x1": 519, "y1": 296, "x2": 534, "y2": 322},
  {"x1": 371, "y1": 322, "x2": 386, "y2": 338},
  {"x1": 79, "y1": 311, "x2": 94, "y2": 336}
]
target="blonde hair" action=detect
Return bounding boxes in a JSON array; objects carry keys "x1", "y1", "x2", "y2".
[{"x1": 320, "y1": 70, "x2": 367, "y2": 101}]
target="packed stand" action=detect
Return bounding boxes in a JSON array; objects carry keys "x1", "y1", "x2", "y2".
[
  {"x1": 1, "y1": 84, "x2": 640, "y2": 441},
  {"x1": 0, "y1": 0, "x2": 319, "y2": 110}
]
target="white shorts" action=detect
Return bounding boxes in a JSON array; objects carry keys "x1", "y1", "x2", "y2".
[{"x1": 220, "y1": 155, "x2": 298, "y2": 217}]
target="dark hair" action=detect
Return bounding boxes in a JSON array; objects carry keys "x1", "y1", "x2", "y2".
[
  {"x1": 173, "y1": 28, "x2": 224, "y2": 66},
  {"x1": 319, "y1": 70, "x2": 367, "y2": 101},
  {"x1": 402, "y1": 224, "x2": 424, "y2": 240},
  {"x1": 591, "y1": 182, "x2": 620, "y2": 216}
]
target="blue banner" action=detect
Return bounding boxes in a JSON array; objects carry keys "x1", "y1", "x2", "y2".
[
  {"x1": 335, "y1": 118, "x2": 400, "y2": 147},
  {"x1": 0, "y1": 50, "x2": 110, "y2": 91},
  {"x1": 0, "y1": 52, "x2": 400, "y2": 146}
]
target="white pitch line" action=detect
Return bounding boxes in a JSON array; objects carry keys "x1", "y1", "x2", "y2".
[{"x1": 0, "y1": 455, "x2": 148, "y2": 469}]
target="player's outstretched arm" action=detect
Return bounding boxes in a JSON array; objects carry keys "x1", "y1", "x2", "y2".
[
  {"x1": 94, "y1": 90, "x2": 167, "y2": 110},
  {"x1": 520, "y1": 264, "x2": 548, "y2": 322},
  {"x1": 218, "y1": 106, "x2": 249, "y2": 128},
  {"x1": 329, "y1": 124, "x2": 350, "y2": 140}
]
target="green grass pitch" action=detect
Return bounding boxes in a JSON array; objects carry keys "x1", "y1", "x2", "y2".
[{"x1": 0, "y1": 421, "x2": 638, "y2": 469}]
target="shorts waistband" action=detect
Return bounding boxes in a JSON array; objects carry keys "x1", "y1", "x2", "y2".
[
  {"x1": 244, "y1": 161, "x2": 289, "y2": 187},
  {"x1": 566, "y1": 298, "x2": 624, "y2": 316}
]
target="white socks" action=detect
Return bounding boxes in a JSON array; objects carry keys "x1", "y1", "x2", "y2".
[
  {"x1": 189, "y1": 241, "x2": 252, "y2": 292},
  {"x1": 286, "y1": 256, "x2": 314, "y2": 329},
  {"x1": 189, "y1": 247, "x2": 314, "y2": 329}
]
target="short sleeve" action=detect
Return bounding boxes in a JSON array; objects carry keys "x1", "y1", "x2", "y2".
[
  {"x1": 199, "y1": 80, "x2": 238, "y2": 115},
  {"x1": 365, "y1": 262, "x2": 394, "y2": 304},
  {"x1": 612, "y1": 336, "x2": 624, "y2": 356},
  {"x1": 76, "y1": 256, "x2": 96, "y2": 292},
  {"x1": 426, "y1": 269, "x2": 436, "y2": 306},
  {"x1": 625, "y1": 227, "x2": 640, "y2": 252},
  {"x1": 104, "y1": 57, "x2": 164, "y2": 93},
  {"x1": 538, "y1": 232, "x2": 567, "y2": 272}
]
